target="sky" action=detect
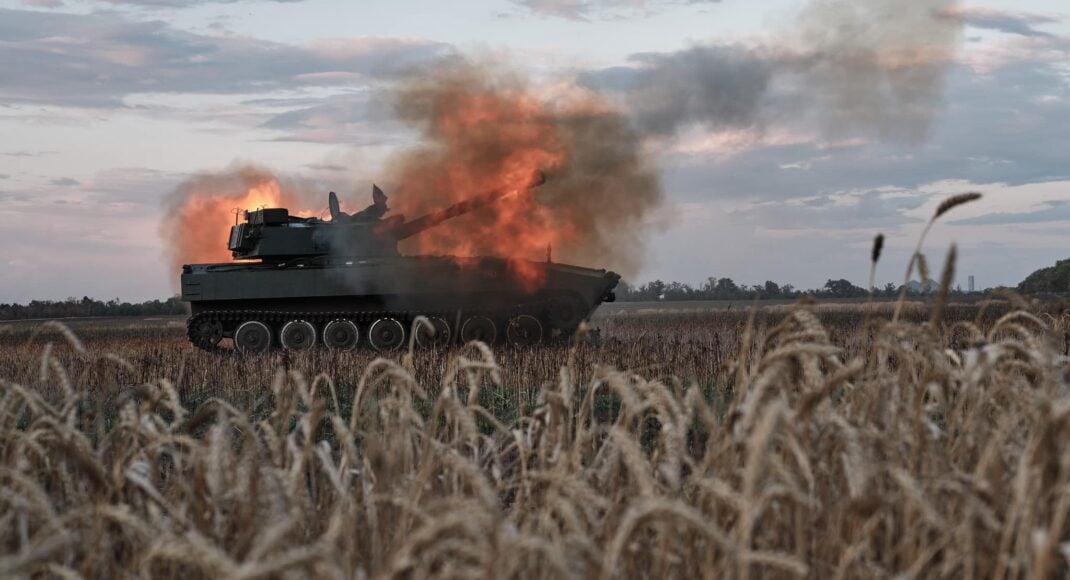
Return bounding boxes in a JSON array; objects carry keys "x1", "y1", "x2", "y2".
[{"x1": 1, "y1": 0, "x2": 1069, "y2": 303}]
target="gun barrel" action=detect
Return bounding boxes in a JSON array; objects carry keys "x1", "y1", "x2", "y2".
[{"x1": 392, "y1": 173, "x2": 545, "y2": 241}]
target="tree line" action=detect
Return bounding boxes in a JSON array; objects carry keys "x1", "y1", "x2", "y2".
[
  {"x1": 616, "y1": 277, "x2": 981, "y2": 301},
  {"x1": 0, "y1": 277, "x2": 987, "y2": 321},
  {"x1": 0, "y1": 296, "x2": 188, "y2": 321}
]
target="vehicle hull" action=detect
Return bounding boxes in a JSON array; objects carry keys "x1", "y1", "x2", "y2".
[{"x1": 180, "y1": 255, "x2": 618, "y2": 351}]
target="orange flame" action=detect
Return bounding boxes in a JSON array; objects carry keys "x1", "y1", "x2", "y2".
[
  {"x1": 162, "y1": 170, "x2": 309, "y2": 275},
  {"x1": 164, "y1": 68, "x2": 662, "y2": 294},
  {"x1": 182, "y1": 183, "x2": 281, "y2": 265},
  {"x1": 388, "y1": 76, "x2": 580, "y2": 291}
]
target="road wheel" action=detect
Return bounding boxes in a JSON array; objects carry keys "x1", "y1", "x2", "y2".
[
  {"x1": 189, "y1": 317, "x2": 223, "y2": 350},
  {"x1": 323, "y1": 319, "x2": 359, "y2": 351},
  {"x1": 235, "y1": 321, "x2": 272, "y2": 354},
  {"x1": 369, "y1": 318, "x2": 405, "y2": 351},
  {"x1": 506, "y1": 315, "x2": 543, "y2": 345},
  {"x1": 415, "y1": 317, "x2": 451, "y2": 348},
  {"x1": 280, "y1": 320, "x2": 317, "y2": 351},
  {"x1": 547, "y1": 294, "x2": 586, "y2": 330},
  {"x1": 460, "y1": 315, "x2": 497, "y2": 345}
]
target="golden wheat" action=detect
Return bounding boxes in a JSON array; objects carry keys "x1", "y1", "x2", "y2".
[{"x1": 0, "y1": 295, "x2": 1067, "y2": 578}]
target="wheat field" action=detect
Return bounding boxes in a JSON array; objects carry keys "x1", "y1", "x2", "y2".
[{"x1": 2, "y1": 295, "x2": 1069, "y2": 579}]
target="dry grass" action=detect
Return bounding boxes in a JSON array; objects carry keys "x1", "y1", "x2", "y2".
[{"x1": 2, "y1": 296, "x2": 1069, "y2": 578}]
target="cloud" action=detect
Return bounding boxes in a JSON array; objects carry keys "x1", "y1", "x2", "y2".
[
  {"x1": 84, "y1": 167, "x2": 187, "y2": 205},
  {"x1": 640, "y1": 40, "x2": 1070, "y2": 205},
  {"x1": 0, "y1": 193, "x2": 173, "y2": 302},
  {"x1": 515, "y1": 0, "x2": 721, "y2": 20},
  {"x1": 3, "y1": 168, "x2": 187, "y2": 216},
  {"x1": 951, "y1": 200, "x2": 1070, "y2": 225},
  {"x1": 0, "y1": 150, "x2": 57, "y2": 157},
  {"x1": 96, "y1": 0, "x2": 306, "y2": 6},
  {"x1": 258, "y1": 91, "x2": 411, "y2": 145},
  {"x1": 0, "y1": 8, "x2": 453, "y2": 108},
  {"x1": 732, "y1": 189, "x2": 929, "y2": 231},
  {"x1": 638, "y1": 176, "x2": 1070, "y2": 292},
  {"x1": 21, "y1": 0, "x2": 64, "y2": 8},
  {"x1": 24, "y1": 0, "x2": 308, "y2": 7},
  {"x1": 956, "y1": 8, "x2": 1061, "y2": 38}
]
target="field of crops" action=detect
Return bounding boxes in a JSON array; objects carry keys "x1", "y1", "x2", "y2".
[
  {"x1": 0, "y1": 300, "x2": 1014, "y2": 415},
  {"x1": 5, "y1": 296, "x2": 1070, "y2": 578}
]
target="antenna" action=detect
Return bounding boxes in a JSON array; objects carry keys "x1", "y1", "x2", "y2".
[
  {"x1": 233, "y1": 207, "x2": 241, "y2": 226},
  {"x1": 546, "y1": 243, "x2": 552, "y2": 263}
]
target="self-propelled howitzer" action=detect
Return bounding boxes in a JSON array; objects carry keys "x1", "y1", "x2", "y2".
[{"x1": 181, "y1": 178, "x2": 619, "y2": 353}]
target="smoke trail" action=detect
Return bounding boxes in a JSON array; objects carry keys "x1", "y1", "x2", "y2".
[
  {"x1": 605, "y1": 45, "x2": 774, "y2": 136},
  {"x1": 587, "y1": 0, "x2": 963, "y2": 143},
  {"x1": 790, "y1": 0, "x2": 962, "y2": 142}
]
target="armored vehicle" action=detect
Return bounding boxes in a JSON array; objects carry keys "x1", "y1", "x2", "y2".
[{"x1": 180, "y1": 177, "x2": 619, "y2": 353}]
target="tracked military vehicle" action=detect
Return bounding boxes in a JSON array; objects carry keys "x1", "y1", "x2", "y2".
[{"x1": 180, "y1": 176, "x2": 619, "y2": 353}]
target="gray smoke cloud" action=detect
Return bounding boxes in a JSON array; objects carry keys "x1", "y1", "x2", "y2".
[
  {"x1": 609, "y1": 45, "x2": 774, "y2": 136},
  {"x1": 160, "y1": 0, "x2": 966, "y2": 290},
  {"x1": 584, "y1": 0, "x2": 963, "y2": 143},
  {"x1": 382, "y1": 63, "x2": 664, "y2": 279},
  {"x1": 377, "y1": 0, "x2": 963, "y2": 277}
]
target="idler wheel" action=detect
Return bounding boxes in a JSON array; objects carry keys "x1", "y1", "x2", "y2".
[
  {"x1": 234, "y1": 321, "x2": 272, "y2": 354},
  {"x1": 547, "y1": 294, "x2": 586, "y2": 330},
  {"x1": 190, "y1": 317, "x2": 224, "y2": 349},
  {"x1": 323, "y1": 319, "x2": 359, "y2": 351},
  {"x1": 369, "y1": 318, "x2": 405, "y2": 351},
  {"x1": 414, "y1": 317, "x2": 451, "y2": 348},
  {"x1": 280, "y1": 320, "x2": 317, "y2": 352},
  {"x1": 506, "y1": 314, "x2": 543, "y2": 345},
  {"x1": 460, "y1": 315, "x2": 497, "y2": 345}
]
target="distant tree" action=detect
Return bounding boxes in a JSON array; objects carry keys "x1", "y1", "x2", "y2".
[
  {"x1": 714, "y1": 278, "x2": 739, "y2": 299},
  {"x1": 0, "y1": 296, "x2": 188, "y2": 320},
  {"x1": 663, "y1": 281, "x2": 695, "y2": 300},
  {"x1": 823, "y1": 279, "x2": 866, "y2": 298},
  {"x1": 640, "y1": 280, "x2": 667, "y2": 300},
  {"x1": 1019, "y1": 259, "x2": 1070, "y2": 295},
  {"x1": 612, "y1": 276, "x2": 871, "y2": 302}
]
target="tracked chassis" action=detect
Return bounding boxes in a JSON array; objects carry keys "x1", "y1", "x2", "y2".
[{"x1": 182, "y1": 255, "x2": 618, "y2": 353}]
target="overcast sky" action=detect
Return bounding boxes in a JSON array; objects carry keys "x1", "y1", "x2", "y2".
[{"x1": 1, "y1": 0, "x2": 1069, "y2": 303}]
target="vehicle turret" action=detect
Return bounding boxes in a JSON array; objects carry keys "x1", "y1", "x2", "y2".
[{"x1": 226, "y1": 173, "x2": 545, "y2": 263}]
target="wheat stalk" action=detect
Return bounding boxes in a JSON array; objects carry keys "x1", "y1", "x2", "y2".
[{"x1": 1, "y1": 280, "x2": 1067, "y2": 578}]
